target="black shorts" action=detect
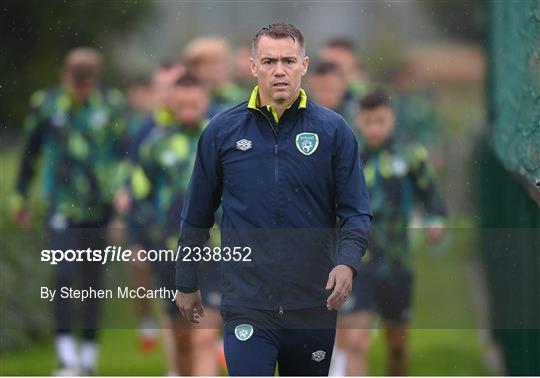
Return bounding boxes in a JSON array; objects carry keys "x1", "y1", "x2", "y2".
[
  {"x1": 340, "y1": 261, "x2": 413, "y2": 324},
  {"x1": 151, "y1": 259, "x2": 178, "y2": 315},
  {"x1": 198, "y1": 262, "x2": 222, "y2": 309}
]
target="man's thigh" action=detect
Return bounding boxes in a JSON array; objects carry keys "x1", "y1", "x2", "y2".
[
  {"x1": 374, "y1": 268, "x2": 414, "y2": 324},
  {"x1": 223, "y1": 322, "x2": 278, "y2": 376},
  {"x1": 278, "y1": 327, "x2": 336, "y2": 376},
  {"x1": 277, "y1": 307, "x2": 337, "y2": 376},
  {"x1": 150, "y1": 258, "x2": 178, "y2": 315},
  {"x1": 221, "y1": 306, "x2": 279, "y2": 376},
  {"x1": 336, "y1": 310, "x2": 373, "y2": 349}
]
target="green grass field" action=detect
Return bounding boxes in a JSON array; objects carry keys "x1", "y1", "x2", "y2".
[
  {"x1": 0, "y1": 329, "x2": 491, "y2": 376},
  {"x1": 0, "y1": 136, "x2": 492, "y2": 375}
]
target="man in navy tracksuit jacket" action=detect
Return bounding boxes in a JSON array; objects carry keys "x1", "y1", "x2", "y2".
[{"x1": 176, "y1": 23, "x2": 371, "y2": 376}]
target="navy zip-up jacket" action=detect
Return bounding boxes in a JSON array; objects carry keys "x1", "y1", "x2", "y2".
[{"x1": 176, "y1": 86, "x2": 372, "y2": 311}]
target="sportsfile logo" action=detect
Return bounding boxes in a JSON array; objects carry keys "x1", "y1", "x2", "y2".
[{"x1": 40, "y1": 245, "x2": 252, "y2": 265}]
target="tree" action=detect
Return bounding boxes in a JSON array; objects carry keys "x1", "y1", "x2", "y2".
[{"x1": 1, "y1": 0, "x2": 152, "y2": 130}]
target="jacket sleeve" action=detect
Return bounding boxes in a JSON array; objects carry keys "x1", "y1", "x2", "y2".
[
  {"x1": 408, "y1": 144, "x2": 447, "y2": 223},
  {"x1": 333, "y1": 118, "x2": 372, "y2": 276},
  {"x1": 175, "y1": 120, "x2": 223, "y2": 292},
  {"x1": 13, "y1": 99, "x2": 46, "y2": 209}
]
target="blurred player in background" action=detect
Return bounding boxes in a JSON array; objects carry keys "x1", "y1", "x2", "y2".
[
  {"x1": 183, "y1": 37, "x2": 245, "y2": 117},
  {"x1": 126, "y1": 60, "x2": 185, "y2": 156},
  {"x1": 114, "y1": 61, "x2": 185, "y2": 355},
  {"x1": 306, "y1": 61, "x2": 356, "y2": 125},
  {"x1": 331, "y1": 91, "x2": 446, "y2": 376},
  {"x1": 125, "y1": 74, "x2": 222, "y2": 375},
  {"x1": 9, "y1": 47, "x2": 125, "y2": 375},
  {"x1": 124, "y1": 75, "x2": 155, "y2": 138},
  {"x1": 125, "y1": 75, "x2": 155, "y2": 118},
  {"x1": 389, "y1": 63, "x2": 441, "y2": 147},
  {"x1": 232, "y1": 45, "x2": 256, "y2": 100},
  {"x1": 319, "y1": 38, "x2": 370, "y2": 100}
]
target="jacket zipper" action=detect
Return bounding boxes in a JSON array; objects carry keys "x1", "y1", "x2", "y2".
[
  {"x1": 255, "y1": 108, "x2": 279, "y2": 181},
  {"x1": 254, "y1": 108, "x2": 283, "y2": 316}
]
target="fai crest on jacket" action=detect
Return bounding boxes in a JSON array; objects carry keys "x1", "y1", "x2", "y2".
[{"x1": 295, "y1": 132, "x2": 319, "y2": 156}]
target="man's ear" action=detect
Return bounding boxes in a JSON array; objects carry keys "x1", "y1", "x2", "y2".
[
  {"x1": 301, "y1": 56, "x2": 309, "y2": 76},
  {"x1": 250, "y1": 57, "x2": 258, "y2": 78}
]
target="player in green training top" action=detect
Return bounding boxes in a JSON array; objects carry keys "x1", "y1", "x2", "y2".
[
  {"x1": 10, "y1": 47, "x2": 125, "y2": 375},
  {"x1": 332, "y1": 91, "x2": 447, "y2": 376},
  {"x1": 126, "y1": 74, "x2": 222, "y2": 375}
]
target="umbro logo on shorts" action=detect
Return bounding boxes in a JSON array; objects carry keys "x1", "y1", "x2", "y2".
[
  {"x1": 311, "y1": 350, "x2": 326, "y2": 362},
  {"x1": 236, "y1": 139, "x2": 252, "y2": 151}
]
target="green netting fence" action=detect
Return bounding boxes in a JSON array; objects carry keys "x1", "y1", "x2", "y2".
[
  {"x1": 489, "y1": 0, "x2": 540, "y2": 185},
  {"x1": 476, "y1": 0, "x2": 540, "y2": 375}
]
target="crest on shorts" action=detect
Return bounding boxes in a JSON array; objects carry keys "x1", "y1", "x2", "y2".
[
  {"x1": 295, "y1": 133, "x2": 319, "y2": 156},
  {"x1": 234, "y1": 324, "x2": 254, "y2": 341}
]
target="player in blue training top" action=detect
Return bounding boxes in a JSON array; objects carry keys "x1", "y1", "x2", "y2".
[{"x1": 175, "y1": 23, "x2": 372, "y2": 376}]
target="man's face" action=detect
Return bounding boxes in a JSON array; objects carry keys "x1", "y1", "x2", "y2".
[
  {"x1": 308, "y1": 72, "x2": 346, "y2": 111},
  {"x1": 234, "y1": 47, "x2": 255, "y2": 84},
  {"x1": 355, "y1": 105, "x2": 395, "y2": 147},
  {"x1": 319, "y1": 46, "x2": 356, "y2": 77},
  {"x1": 63, "y1": 70, "x2": 96, "y2": 103},
  {"x1": 168, "y1": 85, "x2": 209, "y2": 129},
  {"x1": 250, "y1": 35, "x2": 309, "y2": 104},
  {"x1": 191, "y1": 58, "x2": 229, "y2": 89},
  {"x1": 127, "y1": 85, "x2": 155, "y2": 114},
  {"x1": 153, "y1": 65, "x2": 184, "y2": 106},
  {"x1": 66, "y1": 80, "x2": 95, "y2": 103}
]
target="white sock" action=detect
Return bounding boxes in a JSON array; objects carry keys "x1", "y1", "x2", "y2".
[
  {"x1": 80, "y1": 341, "x2": 98, "y2": 372},
  {"x1": 329, "y1": 346, "x2": 347, "y2": 376},
  {"x1": 55, "y1": 334, "x2": 79, "y2": 369},
  {"x1": 139, "y1": 316, "x2": 158, "y2": 339}
]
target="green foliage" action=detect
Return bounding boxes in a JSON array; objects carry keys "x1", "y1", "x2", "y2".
[
  {"x1": 0, "y1": 146, "x2": 50, "y2": 353},
  {"x1": 421, "y1": 0, "x2": 486, "y2": 42},
  {"x1": 0, "y1": 0, "x2": 152, "y2": 130}
]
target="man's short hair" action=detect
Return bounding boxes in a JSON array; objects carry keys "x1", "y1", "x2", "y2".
[
  {"x1": 312, "y1": 61, "x2": 340, "y2": 76},
  {"x1": 360, "y1": 91, "x2": 393, "y2": 110},
  {"x1": 127, "y1": 75, "x2": 152, "y2": 89},
  {"x1": 324, "y1": 38, "x2": 356, "y2": 52},
  {"x1": 157, "y1": 60, "x2": 182, "y2": 70},
  {"x1": 174, "y1": 74, "x2": 203, "y2": 88},
  {"x1": 63, "y1": 47, "x2": 102, "y2": 85},
  {"x1": 183, "y1": 37, "x2": 230, "y2": 67},
  {"x1": 252, "y1": 23, "x2": 305, "y2": 57}
]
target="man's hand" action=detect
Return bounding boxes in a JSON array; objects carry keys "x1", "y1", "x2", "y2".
[
  {"x1": 426, "y1": 225, "x2": 445, "y2": 244},
  {"x1": 114, "y1": 188, "x2": 132, "y2": 215},
  {"x1": 175, "y1": 290, "x2": 205, "y2": 323},
  {"x1": 10, "y1": 208, "x2": 31, "y2": 228},
  {"x1": 106, "y1": 217, "x2": 126, "y2": 244},
  {"x1": 325, "y1": 264, "x2": 354, "y2": 310}
]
